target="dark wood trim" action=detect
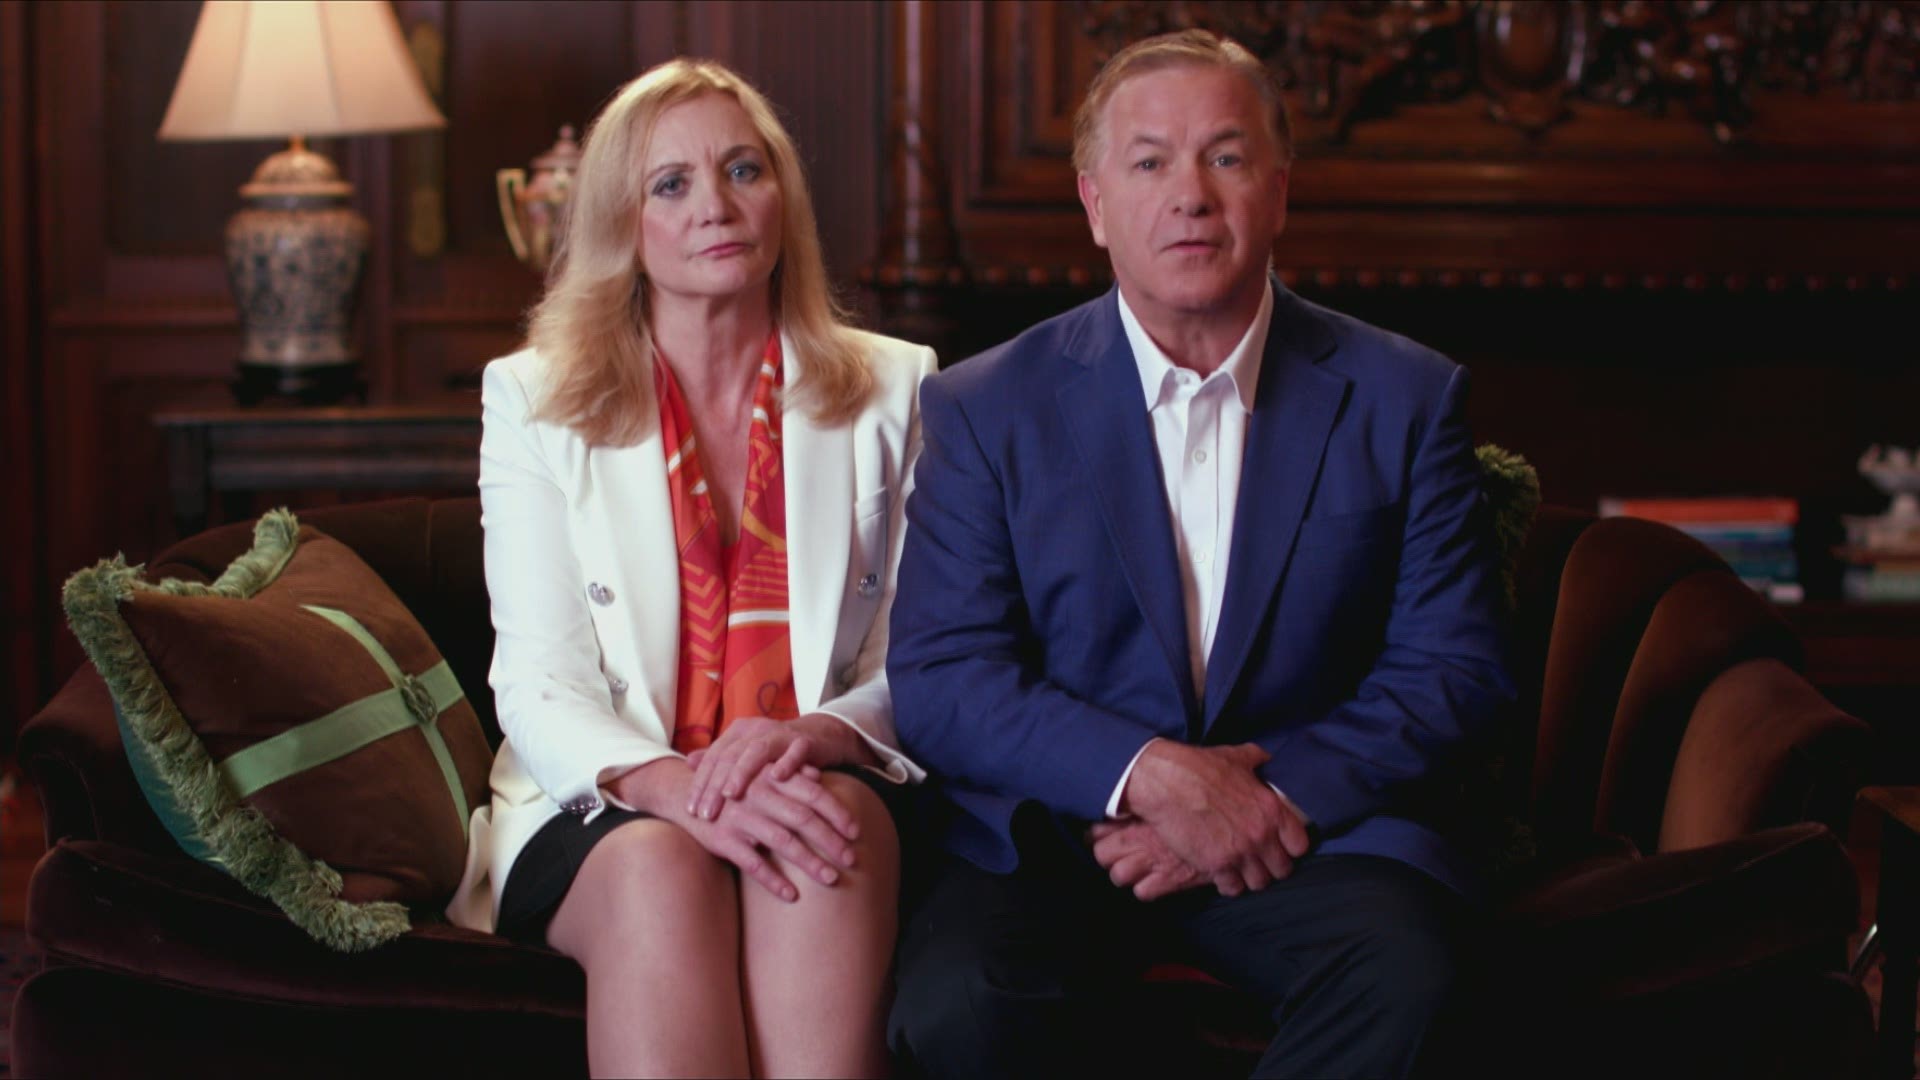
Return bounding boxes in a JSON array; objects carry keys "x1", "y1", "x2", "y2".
[
  {"x1": 2, "y1": 0, "x2": 44, "y2": 749},
  {"x1": 152, "y1": 406, "x2": 482, "y2": 537},
  {"x1": 389, "y1": 306, "x2": 528, "y2": 327},
  {"x1": 355, "y1": 134, "x2": 398, "y2": 403},
  {"x1": 47, "y1": 306, "x2": 237, "y2": 330},
  {"x1": 41, "y1": 1, "x2": 108, "y2": 308}
]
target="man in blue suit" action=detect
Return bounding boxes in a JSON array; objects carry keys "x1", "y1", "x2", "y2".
[{"x1": 885, "y1": 28, "x2": 1515, "y2": 1080}]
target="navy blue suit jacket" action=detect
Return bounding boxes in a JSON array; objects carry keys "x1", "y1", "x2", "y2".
[{"x1": 887, "y1": 282, "x2": 1515, "y2": 892}]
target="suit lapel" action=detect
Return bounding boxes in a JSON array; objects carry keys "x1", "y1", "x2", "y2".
[
  {"x1": 779, "y1": 330, "x2": 852, "y2": 710},
  {"x1": 1203, "y1": 286, "x2": 1347, "y2": 731},
  {"x1": 1058, "y1": 293, "x2": 1201, "y2": 725}
]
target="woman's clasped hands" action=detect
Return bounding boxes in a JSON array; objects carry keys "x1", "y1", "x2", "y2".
[{"x1": 677, "y1": 714, "x2": 871, "y2": 902}]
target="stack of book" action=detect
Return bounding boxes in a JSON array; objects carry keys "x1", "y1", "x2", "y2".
[
  {"x1": 1836, "y1": 521, "x2": 1920, "y2": 603},
  {"x1": 1837, "y1": 555, "x2": 1920, "y2": 602},
  {"x1": 1598, "y1": 496, "x2": 1802, "y2": 603}
]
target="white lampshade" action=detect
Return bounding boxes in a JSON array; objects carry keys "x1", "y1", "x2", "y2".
[{"x1": 158, "y1": 0, "x2": 445, "y2": 141}]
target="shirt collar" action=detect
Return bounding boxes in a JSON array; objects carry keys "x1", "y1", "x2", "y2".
[{"x1": 1117, "y1": 280, "x2": 1272, "y2": 415}]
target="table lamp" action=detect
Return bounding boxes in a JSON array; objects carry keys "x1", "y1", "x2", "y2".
[{"x1": 158, "y1": 0, "x2": 445, "y2": 403}]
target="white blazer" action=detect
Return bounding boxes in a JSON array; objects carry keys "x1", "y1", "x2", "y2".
[{"x1": 446, "y1": 329, "x2": 936, "y2": 932}]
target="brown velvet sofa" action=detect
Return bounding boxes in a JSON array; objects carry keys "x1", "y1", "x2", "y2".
[{"x1": 15, "y1": 497, "x2": 1873, "y2": 1077}]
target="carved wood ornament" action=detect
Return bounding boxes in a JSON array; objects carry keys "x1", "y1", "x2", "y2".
[
  {"x1": 1079, "y1": 0, "x2": 1920, "y2": 144},
  {"x1": 867, "y1": 0, "x2": 1920, "y2": 297}
]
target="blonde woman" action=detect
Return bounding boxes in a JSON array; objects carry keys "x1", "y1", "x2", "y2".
[{"x1": 447, "y1": 58, "x2": 935, "y2": 1078}]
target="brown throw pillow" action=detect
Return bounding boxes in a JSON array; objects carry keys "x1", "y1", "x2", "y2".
[{"x1": 62, "y1": 510, "x2": 492, "y2": 951}]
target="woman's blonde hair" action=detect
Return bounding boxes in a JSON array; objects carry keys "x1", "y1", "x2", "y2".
[{"x1": 528, "y1": 58, "x2": 871, "y2": 445}]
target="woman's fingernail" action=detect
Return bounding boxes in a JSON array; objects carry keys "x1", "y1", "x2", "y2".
[{"x1": 820, "y1": 868, "x2": 838, "y2": 884}]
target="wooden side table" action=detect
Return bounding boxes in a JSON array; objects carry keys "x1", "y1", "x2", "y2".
[
  {"x1": 154, "y1": 405, "x2": 481, "y2": 538},
  {"x1": 1864, "y1": 786, "x2": 1920, "y2": 1079}
]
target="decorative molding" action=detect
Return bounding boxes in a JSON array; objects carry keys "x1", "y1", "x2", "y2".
[
  {"x1": 877, "y1": 261, "x2": 1912, "y2": 293},
  {"x1": 1076, "y1": 0, "x2": 1920, "y2": 144},
  {"x1": 864, "y1": 0, "x2": 974, "y2": 347},
  {"x1": 873, "y1": 0, "x2": 968, "y2": 282},
  {"x1": 921, "y1": 1, "x2": 1920, "y2": 300}
]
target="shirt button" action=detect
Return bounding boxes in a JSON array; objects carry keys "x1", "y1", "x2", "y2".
[
  {"x1": 1193, "y1": 449, "x2": 1208, "y2": 464},
  {"x1": 608, "y1": 676, "x2": 629, "y2": 694},
  {"x1": 587, "y1": 582, "x2": 614, "y2": 606},
  {"x1": 857, "y1": 573, "x2": 880, "y2": 597},
  {"x1": 1195, "y1": 550, "x2": 1211, "y2": 565}
]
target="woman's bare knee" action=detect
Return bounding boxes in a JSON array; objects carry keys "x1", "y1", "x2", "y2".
[
  {"x1": 819, "y1": 772, "x2": 899, "y2": 868},
  {"x1": 548, "y1": 818, "x2": 734, "y2": 962}
]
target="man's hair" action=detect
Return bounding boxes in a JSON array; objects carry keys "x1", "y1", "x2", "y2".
[{"x1": 1071, "y1": 29, "x2": 1294, "y2": 174}]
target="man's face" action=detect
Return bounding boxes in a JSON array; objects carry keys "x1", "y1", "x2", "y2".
[{"x1": 1078, "y1": 65, "x2": 1289, "y2": 320}]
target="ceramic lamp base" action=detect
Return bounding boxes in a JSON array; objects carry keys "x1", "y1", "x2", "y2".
[{"x1": 224, "y1": 141, "x2": 369, "y2": 406}]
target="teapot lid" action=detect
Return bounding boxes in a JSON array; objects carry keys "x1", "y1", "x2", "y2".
[{"x1": 532, "y1": 125, "x2": 582, "y2": 172}]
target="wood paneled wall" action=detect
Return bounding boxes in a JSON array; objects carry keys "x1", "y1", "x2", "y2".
[
  {"x1": 10, "y1": 0, "x2": 884, "y2": 741},
  {"x1": 865, "y1": 0, "x2": 1920, "y2": 513},
  {"x1": 10, "y1": 0, "x2": 1920, "y2": 745}
]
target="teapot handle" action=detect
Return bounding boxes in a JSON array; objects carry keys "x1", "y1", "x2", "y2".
[{"x1": 496, "y1": 169, "x2": 531, "y2": 263}]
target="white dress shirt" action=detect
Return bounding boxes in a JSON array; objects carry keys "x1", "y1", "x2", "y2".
[{"x1": 1105, "y1": 283, "x2": 1302, "y2": 821}]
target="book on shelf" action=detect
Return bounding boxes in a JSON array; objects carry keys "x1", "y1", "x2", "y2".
[
  {"x1": 1832, "y1": 545, "x2": 1920, "y2": 569},
  {"x1": 1599, "y1": 494, "x2": 1802, "y2": 603},
  {"x1": 1597, "y1": 496, "x2": 1799, "y2": 526},
  {"x1": 1833, "y1": 543, "x2": 1920, "y2": 604},
  {"x1": 1844, "y1": 567, "x2": 1920, "y2": 603}
]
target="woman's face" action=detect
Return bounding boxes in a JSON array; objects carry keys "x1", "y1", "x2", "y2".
[{"x1": 636, "y1": 92, "x2": 784, "y2": 307}]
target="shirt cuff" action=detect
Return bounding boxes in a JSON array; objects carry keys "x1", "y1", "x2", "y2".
[
  {"x1": 594, "y1": 758, "x2": 677, "y2": 816},
  {"x1": 1105, "y1": 738, "x2": 1161, "y2": 818},
  {"x1": 810, "y1": 708, "x2": 927, "y2": 785},
  {"x1": 1267, "y1": 782, "x2": 1311, "y2": 826}
]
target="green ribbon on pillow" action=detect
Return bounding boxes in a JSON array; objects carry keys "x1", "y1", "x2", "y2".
[{"x1": 215, "y1": 605, "x2": 471, "y2": 831}]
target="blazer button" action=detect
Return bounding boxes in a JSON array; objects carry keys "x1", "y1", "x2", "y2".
[
  {"x1": 857, "y1": 573, "x2": 879, "y2": 597},
  {"x1": 608, "y1": 675, "x2": 629, "y2": 694},
  {"x1": 587, "y1": 582, "x2": 614, "y2": 606}
]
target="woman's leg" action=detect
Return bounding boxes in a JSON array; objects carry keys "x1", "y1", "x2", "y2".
[
  {"x1": 547, "y1": 818, "x2": 750, "y2": 1078},
  {"x1": 739, "y1": 772, "x2": 901, "y2": 1078}
]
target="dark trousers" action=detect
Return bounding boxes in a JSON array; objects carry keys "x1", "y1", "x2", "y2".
[{"x1": 888, "y1": 814, "x2": 1474, "y2": 1079}]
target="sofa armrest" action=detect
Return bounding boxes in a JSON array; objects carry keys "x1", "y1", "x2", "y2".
[
  {"x1": 1499, "y1": 822, "x2": 1857, "y2": 1002},
  {"x1": 18, "y1": 666, "x2": 176, "y2": 852},
  {"x1": 27, "y1": 838, "x2": 584, "y2": 1015},
  {"x1": 1660, "y1": 658, "x2": 1870, "y2": 851}
]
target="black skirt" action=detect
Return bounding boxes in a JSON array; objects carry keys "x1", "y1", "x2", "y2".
[{"x1": 492, "y1": 769, "x2": 921, "y2": 946}]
